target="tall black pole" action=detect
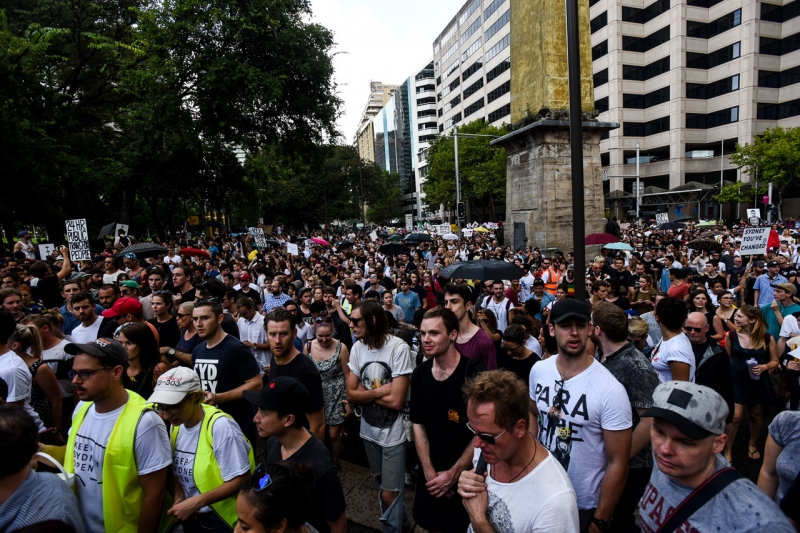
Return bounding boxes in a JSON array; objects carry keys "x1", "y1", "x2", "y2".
[{"x1": 566, "y1": 0, "x2": 586, "y2": 301}]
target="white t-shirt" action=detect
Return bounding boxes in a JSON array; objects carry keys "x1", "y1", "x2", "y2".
[
  {"x1": 173, "y1": 415, "x2": 251, "y2": 513},
  {"x1": 468, "y1": 448, "x2": 580, "y2": 533},
  {"x1": 525, "y1": 336, "x2": 543, "y2": 357},
  {"x1": 70, "y1": 316, "x2": 104, "y2": 345},
  {"x1": 650, "y1": 333, "x2": 696, "y2": 383},
  {"x1": 484, "y1": 297, "x2": 512, "y2": 331},
  {"x1": 780, "y1": 314, "x2": 800, "y2": 339},
  {"x1": 102, "y1": 271, "x2": 125, "y2": 285},
  {"x1": 42, "y1": 338, "x2": 75, "y2": 397},
  {"x1": 237, "y1": 314, "x2": 270, "y2": 369},
  {"x1": 348, "y1": 335, "x2": 413, "y2": 447},
  {"x1": 70, "y1": 399, "x2": 172, "y2": 533},
  {"x1": 529, "y1": 356, "x2": 632, "y2": 510},
  {"x1": 0, "y1": 351, "x2": 44, "y2": 431}
]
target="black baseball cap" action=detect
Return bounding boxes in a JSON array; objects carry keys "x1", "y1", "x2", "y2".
[
  {"x1": 550, "y1": 299, "x2": 591, "y2": 324},
  {"x1": 243, "y1": 376, "x2": 310, "y2": 428},
  {"x1": 768, "y1": 260, "x2": 780, "y2": 267},
  {"x1": 65, "y1": 337, "x2": 129, "y2": 368}
]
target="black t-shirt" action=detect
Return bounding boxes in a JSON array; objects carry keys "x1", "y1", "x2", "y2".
[
  {"x1": 174, "y1": 286, "x2": 196, "y2": 303},
  {"x1": 331, "y1": 315, "x2": 353, "y2": 351},
  {"x1": 298, "y1": 309, "x2": 314, "y2": 328},
  {"x1": 221, "y1": 312, "x2": 240, "y2": 337},
  {"x1": 148, "y1": 316, "x2": 181, "y2": 348},
  {"x1": 410, "y1": 356, "x2": 485, "y2": 471},
  {"x1": 640, "y1": 259, "x2": 660, "y2": 276},
  {"x1": 192, "y1": 335, "x2": 260, "y2": 443},
  {"x1": 269, "y1": 353, "x2": 324, "y2": 412},
  {"x1": 628, "y1": 274, "x2": 642, "y2": 290},
  {"x1": 727, "y1": 265, "x2": 746, "y2": 289},
  {"x1": 36, "y1": 275, "x2": 62, "y2": 309},
  {"x1": 702, "y1": 274, "x2": 728, "y2": 290},
  {"x1": 264, "y1": 436, "x2": 346, "y2": 533},
  {"x1": 611, "y1": 268, "x2": 632, "y2": 287},
  {"x1": 497, "y1": 349, "x2": 541, "y2": 384}
]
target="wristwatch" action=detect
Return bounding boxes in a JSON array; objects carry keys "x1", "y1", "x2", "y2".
[
  {"x1": 167, "y1": 348, "x2": 176, "y2": 360},
  {"x1": 591, "y1": 517, "x2": 610, "y2": 532}
]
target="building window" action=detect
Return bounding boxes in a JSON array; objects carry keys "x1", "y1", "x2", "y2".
[
  {"x1": 488, "y1": 103, "x2": 511, "y2": 123},
  {"x1": 622, "y1": 57, "x2": 670, "y2": 80},
  {"x1": 594, "y1": 68, "x2": 609, "y2": 86},
  {"x1": 443, "y1": 112, "x2": 463, "y2": 130},
  {"x1": 443, "y1": 95, "x2": 461, "y2": 113},
  {"x1": 463, "y1": 60, "x2": 483, "y2": 82},
  {"x1": 688, "y1": 0, "x2": 723, "y2": 7},
  {"x1": 622, "y1": 0, "x2": 670, "y2": 24},
  {"x1": 758, "y1": 98, "x2": 800, "y2": 119},
  {"x1": 487, "y1": 80, "x2": 511, "y2": 103},
  {"x1": 623, "y1": 86, "x2": 670, "y2": 108},
  {"x1": 686, "y1": 42, "x2": 740, "y2": 69},
  {"x1": 442, "y1": 77, "x2": 461, "y2": 98},
  {"x1": 444, "y1": 61, "x2": 460, "y2": 80},
  {"x1": 686, "y1": 106, "x2": 739, "y2": 128},
  {"x1": 761, "y1": 1, "x2": 800, "y2": 23},
  {"x1": 484, "y1": 0, "x2": 506, "y2": 21},
  {"x1": 759, "y1": 66, "x2": 800, "y2": 88},
  {"x1": 595, "y1": 96, "x2": 609, "y2": 113},
  {"x1": 761, "y1": 33, "x2": 800, "y2": 56},
  {"x1": 486, "y1": 34, "x2": 510, "y2": 62},
  {"x1": 459, "y1": 0, "x2": 481, "y2": 26},
  {"x1": 461, "y1": 18, "x2": 482, "y2": 46},
  {"x1": 462, "y1": 38, "x2": 482, "y2": 63},
  {"x1": 464, "y1": 78, "x2": 485, "y2": 99},
  {"x1": 687, "y1": 75, "x2": 739, "y2": 99},
  {"x1": 623, "y1": 116, "x2": 670, "y2": 136},
  {"x1": 464, "y1": 97, "x2": 486, "y2": 118},
  {"x1": 592, "y1": 40, "x2": 608, "y2": 60},
  {"x1": 486, "y1": 57, "x2": 510, "y2": 82},
  {"x1": 485, "y1": 10, "x2": 510, "y2": 42},
  {"x1": 436, "y1": 76, "x2": 441, "y2": 86},
  {"x1": 623, "y1": 26, "x2": 670, "y2": 53},
  {"x1": 687, "y1": 9, "x2": 741, "y2": 39},
  {"x1": 591, "y1": 11, "x2": 608, "y2": 33}
]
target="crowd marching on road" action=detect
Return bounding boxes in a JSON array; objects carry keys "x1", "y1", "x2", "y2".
[{"x1": 4, "y1": 217, "x2": 800, "y2": 532}]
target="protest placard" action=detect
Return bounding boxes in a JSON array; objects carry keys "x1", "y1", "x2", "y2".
[
  {"x1": 65, "y1": 219, "x2": 91, "y2": 260},
  {"x1": 38, "y1": 244, "x2": 55, "y2": 259},
  {"x1": 405, "y1": 214, "x2": 413, "y2": 232},
  {"x1": 370, "y1": 231, "x2": 378, "y2": 241},
  {"x1": 436, "y1": 224, "x2": 450, "y2": 235},
  {"x1": 287, "y1": 243, "x2": 299, "y2": 256},
  {"x1": 739, "y1": 227, "x2": 771, "y2": 255},
  {"x1": 746, "y1": 208, "x2": 760, "y2": 220},
  {"x1": 462, "y1": 228, "x2": 473, "y2": 238},
  {"x1": 655, "y1": 213, "x2": 669, "y2": 225}
]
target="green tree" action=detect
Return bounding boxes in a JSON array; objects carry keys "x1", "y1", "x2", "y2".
[
  {"x1": 423, "y1": 119, "x2": 508, "y2": 221},
  {"x1": 365, "y1": 171, "x2": 404, "y2": 224},
  {"x1": 730, "y1": 127, "x2": 800, "y2": 216},
  {"x1": 714, "y1": 181, "x2": 768, "y2": 204}
]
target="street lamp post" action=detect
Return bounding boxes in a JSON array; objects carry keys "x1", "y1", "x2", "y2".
[
  {"x1": 635, "y1": 142, "x2": 640, "y2": 221},
  {"x1": 452, "y1": 127, "x2": 501, "y2": 230}
]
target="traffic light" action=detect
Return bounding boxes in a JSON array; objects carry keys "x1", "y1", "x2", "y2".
[{"x1": 457, "y1": 202, "x2": 466, "y2": 219}]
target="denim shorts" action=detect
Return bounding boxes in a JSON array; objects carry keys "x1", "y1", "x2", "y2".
[{"x1": 363, "y1": 439, "x2": 407, "y2": 493}]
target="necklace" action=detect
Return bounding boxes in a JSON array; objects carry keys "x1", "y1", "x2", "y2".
[{"x1": 507, "y1": 442, "x2": 537, "y2": 483}]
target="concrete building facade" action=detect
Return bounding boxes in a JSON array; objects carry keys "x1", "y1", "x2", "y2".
[
  {"x1": 355, "y1": 81, "x2": 399, "y2": 161},
  {"x1": 591, "y1": 0, "x2": 800, "y2": 220}
]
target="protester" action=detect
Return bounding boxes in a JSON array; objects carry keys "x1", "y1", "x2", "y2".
[
  {"x1": 651, "y1": 297, "x2": 695, "y2": 382},
  {"x1": 497, "y1": 324, "x2": 540, "y2": 383},
  {"x1": 683, "y1": 312, "x2": 735, "y2": 421},
  {"x1": 115, "y1": 322, "x2": 160, "y2": 400},
  {"x1": 0, "y1": 311, "x2": 44, "y2": 433},
  {"x1": 69, "y1": 292, "x2": 116, "y2": 344},
  {"x1": 444, "y1": 283, "x2": 497, "y2": 370},
  {"x1": 161, "y1": 301, "x2": 201, "y2": 366},
  {"x1": 237, "y1": 296, "x2": 270, "y2": 371},
  {"x1": 235, "y1": 462, "x2": 318, "y2": 533}
]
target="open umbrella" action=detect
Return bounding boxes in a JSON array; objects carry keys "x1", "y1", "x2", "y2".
[
  {"x1": 695, "y1": 220, "x2": 717, "y2": 229},
  {"x1": 442, "y1": 234, "x2": 459, "y2": 241},
  {"x1": 379, "y1": 243, "x2": 411, "y2": 256},
  {"x1": 180, "y1": 247, "x2": 210, "y2": 258},
  {"x1": 389, "y1": 233, "x2": 405, "y2": 241},
  {"x1": 404, "y1": 233, "x2": 433, "y2": 244},
  {"x1": 657, "y1": 222, "x2": 686, "y2": 230},
  {"x1": 336, "y1": 241, "x2": 355, "y2": 250},
  {"x1": 438, "y1": 260, "x2": 525, "y2": 281},
  {"x1": 204, "y1": 220, "x2": 227, "y2": 230},
  {"x1": 118, "y1": 242, "x2": 169, "y2": 258},
  {"x1": 674, "y1": 216, "x2": 697, "y2": 223},
  {"x1": 585, "y1": 232, "x2": 620, "y2": 245},
  {"x1": 97, "y1": 222, "x2": 117, "y2": 240},
  {"x1": 687, "y1": 238, "x2": 722, "y2": 252},
  {"x1": 310, "y1": 237, "x2": 329, "y2": 246},
  {"x1": 473, "y1": 227, "x2": 490, "y2": 233},
  {"x1": 604, "y1": 242, "x2": 634, "y2": 251}
]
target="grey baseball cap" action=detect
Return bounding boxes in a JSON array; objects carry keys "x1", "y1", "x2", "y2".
[{"x1": 643, "y1": 381, "x2": 728, "y2": 439}]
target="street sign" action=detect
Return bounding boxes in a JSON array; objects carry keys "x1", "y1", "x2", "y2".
[
  {"x1": 602, "y1": 169, "x2": 608, "y2": 181},
  {"x1": 405, "y1": 214, "x2": 413, "y2": 232}
]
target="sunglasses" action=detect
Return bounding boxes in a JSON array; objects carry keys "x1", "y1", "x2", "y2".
[
  {"x1": 683, "y1": 326, "x2": 704, "y2": 333},
  {"x1": 155, "y1": 397, "x2": 188, "y2": 414},
  {"x1": 466, "y1": 422, "x2": 507, "y2": 445},
  {"x1": 315, "y1": 316, "x2": 333, "y2": 324}
]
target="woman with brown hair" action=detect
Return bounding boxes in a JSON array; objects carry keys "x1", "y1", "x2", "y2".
[
  {"x1": 630, "y1": 273, "x2": 655, "y2": 315},
  {"x1": 116, "y1": 322, "x2": 161, "y2": 399},
  {"x1": 148, "y1": 290, "x2": 181, "y2": 348},
  {"x1": 477, "y1": 308, "x2": 502, "y2": 353},
  {"x1": 723, "y1": 305, "x2": 780, "y2": 462}
]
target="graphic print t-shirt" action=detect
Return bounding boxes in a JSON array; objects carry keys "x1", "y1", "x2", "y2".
[
  {"x1": 348, "y1": 335, "x2": 413, "y2": 446},
  {"x1": 529, "y1": 356, "x2": 632, "y2": 510}
]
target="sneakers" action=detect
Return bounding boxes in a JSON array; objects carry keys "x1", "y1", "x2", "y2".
[{"x1": 404, "y1": 472, "x2": 414, "y2": 489}]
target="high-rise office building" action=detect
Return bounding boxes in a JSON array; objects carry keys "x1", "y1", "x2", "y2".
[
  {"x1": 432, "y1": 0, "x2": 512, "y2": 135},
  {"x1": 592, "y1": 0, "x2": 800, "y2": 219},
  {"x1": 355, "y1": 81, "x2": 399, "y2": 161}
]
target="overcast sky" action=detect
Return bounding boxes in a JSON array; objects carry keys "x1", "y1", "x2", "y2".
[{"x1": 310, "y1": 0, "x2": 459, "y2": 142}]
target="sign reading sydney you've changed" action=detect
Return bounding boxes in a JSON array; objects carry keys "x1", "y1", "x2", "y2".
[{"x1": 65, "y1": 219, "x2": 92, "y2": 260}]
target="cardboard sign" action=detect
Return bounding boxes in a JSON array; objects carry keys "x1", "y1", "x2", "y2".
[
  {"x1": 746, "y1": 208, "x2": 760, "y2": 220},
  {"x1": 436, "y1": 224, "x2": 450, "y2": 235},
  {"x1": 655, "y1": 213, "x2": 669, "y2": 225},
  {"x1": 249, "y1": 227, "x2": 268, "y2": 249},
  {"x1": 370, "y1": 231, "x2": 378, "y2": 241},
  {"x1": 38, "y1": 244, "x2": 55, "y2": 259},
  {"x1": 405, "y1": 214, "x2": 414, "y2": 232},
  {"x1": 286, "y1": 243, "x2": 299, "y2": 256},
  {"x1": 462, "y1": 228, "x2": 474, "y2": 238},
  {"x1": 114, "y1": 224, "x2": 130, "y2": 246},
  {"x1": 65, "y1": 219, "x2": 91, "y2": 260},
  {"x1": 740, "y1": 227, "x2": 771, "y2": 255}
]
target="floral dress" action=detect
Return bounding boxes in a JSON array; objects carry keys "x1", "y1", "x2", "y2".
[{"x1": 308, "y1": 341, "x2": 347, "y2": 426}]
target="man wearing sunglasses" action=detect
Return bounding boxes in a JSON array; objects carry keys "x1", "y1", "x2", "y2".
[
  {"x1": 684, "y1": 312, "x2": 735, "y2": 420},
  {"x1": 528, "y1": 299, "x2": 632, "y2": 533},
  {"x1": 458, "y1": 370, "x2": 579, "y2": 532},
  {"x1": 41, "y1": 337, "x2": 172, "y2": 533}
]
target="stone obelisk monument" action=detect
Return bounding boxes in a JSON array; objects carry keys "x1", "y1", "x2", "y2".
[{"x1": 492, "y1": 0, "x2": 618, "y2": 255}]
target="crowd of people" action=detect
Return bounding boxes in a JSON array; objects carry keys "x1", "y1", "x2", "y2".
[{"x1": 2, "y1": 217, "x2": 800, "y2": 532}]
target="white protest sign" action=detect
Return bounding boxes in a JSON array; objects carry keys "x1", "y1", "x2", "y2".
[
  {"x1": 462, "y1": 228, "x2": 473, "y2": 238},
  {"x1": 38, "y1": 244, "x2": 55, "y2": 259},
  {"x1": 249, "y1": 227, "x2": 268, "y2": 249},
  {"x1": 370, "y1": 231, "x2": 378, "y2": 241},
  {"x1": 405, "y1": 214, "x2": 414, "y2": 232},
  {"x1": 746, "y1": 208, "x2": 760, "y2": 219},
  {"x1": 286, "y1": 243, "x2": 299, "y2": 256},
  {"x1": 655, "y1": 213, "x2": 669, "y2": 225},
  {"x1": 436, "y1": 224, "x2": 450, "y2": 235},
  {"x1": 65, "y1": 219, "x2": 91, "y2": 260},
  {"x1": 739, "y1": 227, "x2": 771, "y2": 255}
]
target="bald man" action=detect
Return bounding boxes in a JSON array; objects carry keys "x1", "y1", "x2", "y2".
[{"x1": 684, "y1": 312, "x2": 734, "y2": 422}]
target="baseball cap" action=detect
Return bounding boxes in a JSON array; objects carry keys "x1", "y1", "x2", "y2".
[
  {"x1": 17, "y1": 230, "x2": 29, "y2": 238},
  {"x1": 754, "y1": 260, "x2": 765, "y2": 268},
  {"x1": 243, "y1": 377, "x2": 310, "y2": 428},
  {"x1": 768, "y1": 260, "x2": 780, "y2": 267},
  {"x1": 240, "y1": 272, "x2": 251, "y2": 281},
  {"x1": 119, "y1": 280, "x2": 139, "y2": 290},
  {"x1": 65, "y1": 337, "x2": 129, "y2": 368},
  {"x1": 147, "y1": 367, "x2": 201, "y2": 405},
  {"x1": 533, "y1": 279, "x2": 545, "y2": 286},
  {"x1": 124, "y1": 253, "x2": 138, "y2": 261},
  {"x1": 101, "y1": 297, "x2": 143, "y2": 318},
  {"x1": 566, "y1": 264, "x2": 575, "y2": 271},
  {"x1": 71, "y1": 271, "x2": 91, "y2": 281},
  {"x1": 772, "y1": 282, "x2": 797, "y2": 296},
  {"x1": 550, "y1": 299, "x2": 591, "y2": 324},
  {"x1": 642, "y1": 381, "x2": 728, "y2": 439}
]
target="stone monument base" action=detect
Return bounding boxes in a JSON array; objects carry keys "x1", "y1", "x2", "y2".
[{"x1": 492, "y1": 119, "x2": 619, "y2": 255}]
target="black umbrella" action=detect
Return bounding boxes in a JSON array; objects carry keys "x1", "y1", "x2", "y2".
[
  {"x1": 336, "y1": 241, "x2": 355, "y2": 250},
  {"x1": 404, "y1": 233, "x2": 432, "y2": 244},
  {"x1": 438, "y1": 260, "x2": 526, "y2": 281},
  {"x1": 687, "y1": 238, "x2": 722, "y2": 252},
  {"x1": 657, "y1": 222, "x2": 686, "y2": 230},
  {"x1": 97, "y1": 222, "x2": 116, "y2": 240},
  {"x1": 118, "y1": 242, "x2": 169, "y2": 258},
  {"x1": 674, "y1": 216, "x2": 697, "y2": 222},
  {"x1": 204, "y1": 220, "x2": 227, "y2": 230},
  {"x1": 379, "y1": 243, "x2": 411, "y2": 256}
]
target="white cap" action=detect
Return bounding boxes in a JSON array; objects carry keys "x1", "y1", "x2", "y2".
[{"x1": 147, "y1": 367, "x2": 201, "y2": 405}]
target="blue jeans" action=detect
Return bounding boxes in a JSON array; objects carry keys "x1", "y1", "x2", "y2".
[{"x1": 363, "y1": 440, "x2": 409, "y2": 533}]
